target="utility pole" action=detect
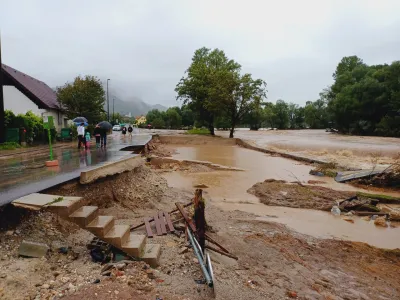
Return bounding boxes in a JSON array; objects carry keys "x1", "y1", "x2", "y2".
[
  {"x1": 106, "y1": 79, "x2": 110, "y2": 121},
  {"x1": 113, "y1": 98, "x2": 115, "y2": 120},
  {"x1": 0, "y1": 33, "x2": 5, "y2": 144}
]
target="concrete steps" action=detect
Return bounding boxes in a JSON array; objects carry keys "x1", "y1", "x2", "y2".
[{"x1": 46, "y1": 196, "x2": 161, "y2": 266}]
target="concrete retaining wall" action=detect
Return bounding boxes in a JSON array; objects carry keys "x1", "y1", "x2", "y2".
[{"x1": 80, "y1": 155, "x2": 143, "y2": 184}]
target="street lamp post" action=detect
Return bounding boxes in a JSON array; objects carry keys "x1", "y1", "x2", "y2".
[
  {"x1": 106, "y1": 79, "x2": 110, "y2": 121},
  {"x1": 113, "y1": 98, "x2": 115, "y2": 121}
]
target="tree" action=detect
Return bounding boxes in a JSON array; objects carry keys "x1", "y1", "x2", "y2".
[
  {"x1": 326, "y1": 56, "x2": 400, "y2": 136},
  {"x1": 57, "y1": 75, "x2": 105, "y2": 124},
  {"x1": 223, "y1": 73, "x2": 267, "y2": 137},
  {"x1": 152, "y1": 118, "x2": 165, "y2": 129},
  {"x1": 304, "y1": 99, "x2": 329, "y2": 129},
  {"x1": 176, "y1": 47, "x2": 267, "y2": 137},
  {"x1": 273, "y1": 100, "x2": 289, "y2": 129},
  {"x1": 181, "y1": 106, "x2": 195, "y2": 127},
  {"x1": 146, "y1": 109, "x2": 163, "y2": 124},
  {"x1": 175, "y1": 47, "x2": 241, "y2": 135},
  {"x1": 165, "y1": 107, "x2": 182, "y2": 129}
]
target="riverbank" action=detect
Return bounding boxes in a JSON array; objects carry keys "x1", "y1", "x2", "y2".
[{"x1": 1, "y1": 133, "x2": 399, "y2": 299}]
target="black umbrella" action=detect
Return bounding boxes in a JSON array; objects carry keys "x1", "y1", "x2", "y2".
[
  {"x1": 73, "y1": 117, "x2": 88, "y2": 123},
  {"x1": 97, "y1": 121, "x2": 112, "y2": 130}
]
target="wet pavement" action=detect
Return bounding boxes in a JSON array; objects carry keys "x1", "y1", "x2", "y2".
[
  {"x1": 162, "y1": 144, "x2": 400, "y2": 249},
  {"x1": 0, "y1": 133, "x2": 151, "y2": 206}
]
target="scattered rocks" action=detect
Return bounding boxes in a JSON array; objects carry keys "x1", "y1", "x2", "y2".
[
  {"x1": 115, "y1": 263, "x2": 126, "y2": 270},
  {"x1": 179, "y1": 247, "x2": 189, "y2": 254},
  {"x1": 374, "y1": 216, "x2": 388, "y2": 227},
  {"x1": 41, "y1": 284, "x2": 50, "y2": 289},
  {"x1": 287, "y1": 290, "x2": 298, "y2": 298}
]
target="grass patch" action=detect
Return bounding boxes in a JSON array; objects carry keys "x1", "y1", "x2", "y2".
[
  {"x1": 311, "y1": 161, "x2": 338, "y2": 177},
  {"x1": 356, "y1": 192, "x2": 400, "y2": 204},
  {"x1": 187, "y1": 128, "x2": 211, "y2": 135},
  {"x1": 0, "y1": 142, "x2": 21, "y2": 151}
]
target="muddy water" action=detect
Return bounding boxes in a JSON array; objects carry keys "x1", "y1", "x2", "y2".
[
  {"x1": 163, "y1": 145, "x2": 400, "y2": 249},
  {"x1": 217, "y1": 129, "x2": 400, "y2": 169}
]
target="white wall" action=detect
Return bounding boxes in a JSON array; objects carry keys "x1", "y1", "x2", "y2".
[
  {"x1": 3, "y1": 85, "x2": 42, "y2": 115},
  {"x1": 4, "y1": 85, "x2": 68, "y2": 132}
]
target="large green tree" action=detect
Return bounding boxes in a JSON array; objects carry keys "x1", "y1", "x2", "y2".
[
  {"x1": 57, "y1": 75, "x2": 105, "y2": 124},
  {"x1": 273, "y1": 100, "x2": 289, "y2": 129},
  {"x1": 176, "y1": 47, "x2": 267, "y2": 137},
  {"x1": 327, "y1": 56, "x2": 400, "y2": 136}
]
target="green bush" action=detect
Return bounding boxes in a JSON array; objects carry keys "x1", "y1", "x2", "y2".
[
  {"x1": 187, "y1": 128, "x2": 210, "y2": 135},
  {"x1": 0, "y1": 142, "x2": 21, "y2": 150},
  {"x1": 4, "y1": 110, "x2": 46, "y2": 144}
]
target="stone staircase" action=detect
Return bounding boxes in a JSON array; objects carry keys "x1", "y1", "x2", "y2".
[{"x1": 45, "y1": 196, "x2": 161, "y2": 267}]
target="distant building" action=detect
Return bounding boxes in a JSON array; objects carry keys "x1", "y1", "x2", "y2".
[
  {"x1": 135, "y1": 115, "x2": 146, "y2": 125},
  {"x1": 1, "y1": 64, "x2": 68, "y2": 132}
]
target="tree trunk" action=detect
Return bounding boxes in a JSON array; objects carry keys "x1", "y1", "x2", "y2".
[
  {"x1": 229, "y1": 119, "x2": 236, "y2": 138},
  {"x1": 229, "y1": 127, "x2": 234, "y2": 138},
  {"x1": 208, "y1": 124, "x2": 215, "y2": 136}
]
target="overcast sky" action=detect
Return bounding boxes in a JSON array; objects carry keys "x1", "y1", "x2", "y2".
[{"x1": 1, "y1": 0, "x2": 400, "y2": 107}]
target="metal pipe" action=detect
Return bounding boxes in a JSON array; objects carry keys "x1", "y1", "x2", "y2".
[{"x1": 187, "y1": 228, "x2": 213, "y2": 287}]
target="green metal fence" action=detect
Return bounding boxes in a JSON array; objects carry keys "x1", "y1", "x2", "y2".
[{"x1": 6, "y1": 128, "x2": 20, "y2": 143}]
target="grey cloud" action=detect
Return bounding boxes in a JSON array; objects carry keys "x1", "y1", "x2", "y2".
[{"x1": 1, "y1": 0, "x2": 399, "y2": 107}]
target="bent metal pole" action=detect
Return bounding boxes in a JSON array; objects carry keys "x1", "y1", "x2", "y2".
[{"x1": 187, "y1": 227, "x2": 213, "y2": 287}]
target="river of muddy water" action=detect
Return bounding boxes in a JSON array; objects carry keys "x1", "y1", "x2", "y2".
[{"x1": 162, "y1": 145, "x2": 400, "y2": 249}]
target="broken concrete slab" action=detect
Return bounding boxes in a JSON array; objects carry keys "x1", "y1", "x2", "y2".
[
  {"x1": 18, "y1": 240, "x2": 49, "y2": 258},
  {"x1": 142, "y1": 244, "x2": 161, "y2": 267},
  {"x1": 12, "y1": 193, "x2": 82, "y2": 211},
  {"x1": 80, "y1": 155, "x2": 142, "y2": 184},
  {"x1": 335, "y1": 168, "x2": 386, "y2": 183}
]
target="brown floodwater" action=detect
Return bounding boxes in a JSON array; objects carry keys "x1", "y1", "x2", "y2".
[{"x1": 163, "y1": 145, "x2": 400, "y2": 249}]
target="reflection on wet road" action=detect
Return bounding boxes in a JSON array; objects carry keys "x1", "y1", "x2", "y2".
[
  {"x1": 162, "y1": 145, "x2": 400, "y2": 249},
  {"x1": 0, "y1": 133, "x2": 151, "y2": 205}
]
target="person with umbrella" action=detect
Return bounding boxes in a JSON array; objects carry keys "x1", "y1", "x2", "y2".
[
  {"x1": 77, "y1": 122, "x2": 85, "y2": 150},
  {"x1": 97, "y1": 121, "x2": 112, "y2": 149},
  {"x1": 94, "y1": 125, "x2": 102, "y2": 149}
]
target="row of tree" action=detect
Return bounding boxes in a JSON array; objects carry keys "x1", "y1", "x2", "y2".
[{"x1": 326, "y1": 56, "x2": 400, "y2": 136}]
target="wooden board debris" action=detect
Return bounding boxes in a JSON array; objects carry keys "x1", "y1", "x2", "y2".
[
  {"x1": 159, "y1": 211, "x2": 167, "y2": 235},
  {"x1": 153, "y1": 214, "x2": 162, "y2": 236},
  {"x1": 144, "y1": 218, "x2": 154, "y2": 238},
  {"x1": 164, "y1": 212, "x2": 175, "y2": 233}
]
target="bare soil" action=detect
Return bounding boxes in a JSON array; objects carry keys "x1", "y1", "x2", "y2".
[
  {"x1": 1, "y1": 139, "x2": 400, "y2": 300},
  {"x1": 248, "y1": 179, "x2": 355, "y2": 211}
]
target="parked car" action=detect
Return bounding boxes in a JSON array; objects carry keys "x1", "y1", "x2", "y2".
[{"x1": 112, "y1": 125, "x2": 121, "y2": 131}]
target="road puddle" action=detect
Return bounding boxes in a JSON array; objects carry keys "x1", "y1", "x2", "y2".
[{"x1": 163, "y1": 145, "x2": 400, "y2": 249}]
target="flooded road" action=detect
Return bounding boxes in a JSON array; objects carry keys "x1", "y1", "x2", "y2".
[
  {"x1": 163, "y1": 144, "x2": 400, "y2": 249},
  {"x1": 0, "y1": 133, "x2": 151, "y2": 206}
]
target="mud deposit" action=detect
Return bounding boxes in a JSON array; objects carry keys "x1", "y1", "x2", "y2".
[
  {"x1": 248, "y1": 179, "x2": 354, "y2": 210},
  {"x1": 2, "y1": 135, "x2": 400, "y2": 300},
  {"x1": 160, "y1": 140, "x2": 400, "y2": 249}
]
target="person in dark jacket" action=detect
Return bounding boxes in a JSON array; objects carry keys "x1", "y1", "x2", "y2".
[
  {"x1": 128, "y1": 125, "x2": 133, "y2": 137},
  {"x1": 94, "y1": 125, "x2": 101, "y2": 148},
  {"x1": 100, "y1": 128, "x2": 107, "y2": 148}
]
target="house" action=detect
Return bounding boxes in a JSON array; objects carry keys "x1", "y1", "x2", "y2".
[
  {"x1": 1, "y1": 64, "x2": 68, "y2": 132},
  {"x1": 135, "y1": 115, "x2": 146, "y2": 125}
]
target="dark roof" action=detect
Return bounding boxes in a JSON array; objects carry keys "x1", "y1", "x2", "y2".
[{"x1": 1, "y1": 64, "x2": 60, "y2": 109}]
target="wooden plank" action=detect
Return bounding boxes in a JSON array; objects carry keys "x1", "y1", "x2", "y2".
[
  {"x1": 164, "y1": 212, "x2": 175, "y2": 233},
  {"x1": 175, "y1": 202, "x2": 230, "y2": 254},
  {"x1": 144, "y1": 218, "x2": 153, "y2": 238},
  {"x1": 175, "y1": 202, "x2": 196, "y2": 233},
  {"x1": 158, "y1": 211, "x2": 167, "y2": 235},
  {"x1": 130, "y1": 201, "x2": 193, "y2": 231},
  {"x1": 153, "y1": 214, "x2": 162, "y2": 236},
  {"x1": 205, "y1": 245, "x2": 238, "y2": 260}
]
